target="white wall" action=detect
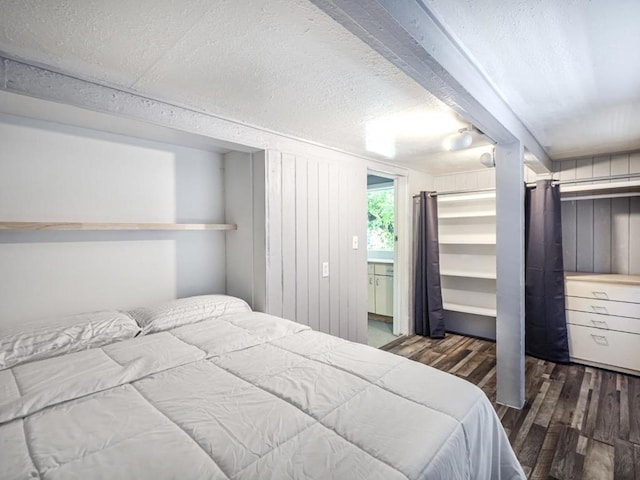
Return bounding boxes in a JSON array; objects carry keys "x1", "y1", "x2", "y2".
[{"x1": 0, "y1": 113, "x2": 227, "y2": 327}]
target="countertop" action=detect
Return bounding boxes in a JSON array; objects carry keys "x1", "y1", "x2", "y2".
[{"x1": 368, "y1": 259, "x2": 394, "y2": 264}]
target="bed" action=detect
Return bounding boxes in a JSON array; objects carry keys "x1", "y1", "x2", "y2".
[{"x1": 0, "y1": 295, "x2": 525, "y2": 479}]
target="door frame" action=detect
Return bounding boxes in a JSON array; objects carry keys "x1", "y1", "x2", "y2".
[{"x1": 366, "y1": 165, "x2": 409, "y2": 337}]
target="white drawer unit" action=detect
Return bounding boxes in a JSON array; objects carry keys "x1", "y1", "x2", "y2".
[
  {"x1": 374, "y1": 263, "x2": 394, "y2": 276},
  {"x1": 567, "y1": 324, "x2": 640, "y2": 374},
  {"x1": 565, "y1": 273, "x2": 640, "y2": 375}
]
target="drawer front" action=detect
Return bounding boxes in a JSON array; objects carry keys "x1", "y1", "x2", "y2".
[
  {"x1": 566, "y1": 296, "x2": 640, "y2": 319},
  {"x1": 368, "y1": 264, "x2": 375, "y2": 274},
  {"x1": 566, "y1": 309, "x2": 640, "y2": 335},
  {"x1": 565, "y1": 280, "x2": 640, "y2": 304},
  {"x1": 568, "y1": 324, "x2": 640, "y2": 373},
  {"x1": 374, "y1": 264, "x2": 394, "y2": 276}
]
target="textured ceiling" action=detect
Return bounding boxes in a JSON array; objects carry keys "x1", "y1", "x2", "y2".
[
  {"x1": 423, "y1": 0, "x2": 640, "y2": 159},
  {"x1": 0, "y1": 0, "x2": 493, "y2": 173}
]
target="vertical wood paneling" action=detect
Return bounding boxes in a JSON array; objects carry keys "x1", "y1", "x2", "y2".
[
  {"x1": 338, "y1": 162, "x2": 350, "y2": 339},
  {"x1": 610, "y1": 154, "x2": 630, "y2": 178},
  {"x1": 295, "y1": 158, "x2": 309, "y2": 326},
  {"x1": 252, "y1": 152, "x2": 267, "y2": 312},
  {"x1": 348, "y1": 164, "x2": 360, "y2": 342},
  {"x1": 307, "y1": 158, "x2": 320, "y2": 331},
  {"x1": 630, "y1": 152, "x2": 640, "y2": 174},
  {"x1": 592, "y1": 157, "x2": 611, "y2": 184},
  {"x1": 593, "y1": 199, "x2": 611, "y2": 273},
  {"x1": 575, "y1": 201, "x2": 593, "y2": 272},
  {"x1": 575, "y1": 158, "x2": 593, "y2": 272},
  {"x1": 591, "y1": 158, "x2": 611, "y2": 271},
  {"x1": 354, "y1": 163, "x2": 368, "y2": 344},
  {"x1": 266, "y1": 151, "x2": 283, "y2": 316},
  {"x1": 612, "y1": 198, "x2": 630, "y2": 275},
  {"x1": 560, "y1": 160, "x2": 577, "y2": 272},
  {"x1": 328, "y1": 162, "x2": 340, "y2": 336},
  {"x1": 317, "y1": 161, "x2": 330, "y2": 334},
  {"x1": 281, "y1": 154, "x2": 296, "y2": 320},
  {"x1": 562, "y1": 201, "x2": 578, "y2": 272},
  {"x1": 630, "y1": 197, "x2": 640, "y2": 275}
]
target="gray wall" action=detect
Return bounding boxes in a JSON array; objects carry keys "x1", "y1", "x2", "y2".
[{"x1": 555, "y1": 152, "x2": 640, "y2": 274}]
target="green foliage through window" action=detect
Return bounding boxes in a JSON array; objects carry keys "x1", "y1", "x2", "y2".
[{"x1": 367, "y1": 188, "x2": 394, "y2": 251}]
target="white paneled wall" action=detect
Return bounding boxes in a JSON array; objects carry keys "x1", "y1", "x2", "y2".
[
  {"x1": 554, "y1": 152, "x2": 640, "y2": 274},
  {"x1": 432, "y1": 168, "x2": 495, "y2": 192},
  {"x1": 265, "y1": 151, "x2": 369, "y2": 343},
  {"x1": 225, "y1": 149, "x2": 370, "y2": 343}
]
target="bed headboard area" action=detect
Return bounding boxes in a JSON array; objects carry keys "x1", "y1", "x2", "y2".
[{"x1": 0, "y1": 113, "x2": 227, "y2": 329}]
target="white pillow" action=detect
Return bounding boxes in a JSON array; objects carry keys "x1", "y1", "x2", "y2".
[
  {"x1": 128, "y1": 295, "x2": 252, "y2": 334},
  {"x1": 0, "y1": 311, "x2": 140, "y2": 370}
]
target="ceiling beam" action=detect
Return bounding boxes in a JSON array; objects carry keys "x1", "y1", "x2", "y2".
[{"x1": 311, "y1": 0, "x2": 552, "y2": 172}]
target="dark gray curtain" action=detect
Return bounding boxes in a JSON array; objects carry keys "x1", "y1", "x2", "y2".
[
  {"x1": 414, "y1": 192, "x2": 445, "y2": 338},
  {"x1": 525, "y1": 179, "x2": 570, "y2": 363}
]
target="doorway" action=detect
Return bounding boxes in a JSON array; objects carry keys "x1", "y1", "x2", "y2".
[{"x1": 366, "y1": 173, "x2": 398, "y2": 348}]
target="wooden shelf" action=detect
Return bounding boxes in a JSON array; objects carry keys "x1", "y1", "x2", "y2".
[
  {"x1": 440, "y1": 270, "x2": 496, "y2": 280},
  {"x1": 438, "y1": 211, "x2": 496, "y2": 219},
  {"x1": 443, "y1": 302, "x2": 496, "y2": 317},
  {"x1": 0, "y1": 222, "x2": 237, "y2": 231}
]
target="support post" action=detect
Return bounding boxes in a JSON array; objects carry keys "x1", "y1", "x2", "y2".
[{"x1": 495, "y1": 142, "x2": 525, "y2": 408}]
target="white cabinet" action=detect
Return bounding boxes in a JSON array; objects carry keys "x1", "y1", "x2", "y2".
[
  {"x1": 565, "y1": 273, "x2": 640, "y2": 375},
  {"x1": 368, "y1": 274, "x2": 376, "y2": 313},
  {"x1": 368, "y1": 262, "x2": 393, "y2": 317}
]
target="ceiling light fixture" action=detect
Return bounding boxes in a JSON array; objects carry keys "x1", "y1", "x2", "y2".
[
  {"x1": 443, "y1": 128, "x2": 473, "y2": 151},
  {"x1": 479, "y1": 149, "x2": 495, "y2": 168}
]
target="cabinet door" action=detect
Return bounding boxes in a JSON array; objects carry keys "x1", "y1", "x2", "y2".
[
  {"x1": 375, "y1": 275, "x2": 394, "y2": 317},
  {"x1": 368, "y1": 274, "x2": 376, "y2": 313}
]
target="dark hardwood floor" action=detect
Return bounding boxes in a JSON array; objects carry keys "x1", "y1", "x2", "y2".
[{"x1": 382, "y1": 334, "x2": 640, "y2": 479}]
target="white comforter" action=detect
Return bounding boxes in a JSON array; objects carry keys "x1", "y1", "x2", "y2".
[{"x1": 0, "y1": 311, "x2": 525, "y2": 480}]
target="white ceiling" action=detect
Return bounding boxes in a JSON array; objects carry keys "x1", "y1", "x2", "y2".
[
  {"x1": 423, "y1": 0, "x2": 640, "y2": 159},
  {"x1": 0, "y1": 0, "x2": 495, "y2": 174},
  {"x1": 1, "y1": 1, "x2": 635, "y2": 173}
]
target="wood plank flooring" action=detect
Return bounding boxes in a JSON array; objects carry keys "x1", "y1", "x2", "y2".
[{"x1": 382, "y1": 334, "x2": 640, "y2": 479}]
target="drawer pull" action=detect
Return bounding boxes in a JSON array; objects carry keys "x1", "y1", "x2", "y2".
[
  {"x1": 591, "y1": 305, "x2": 608, "y2": 314},
  {"x1": 590, "y1": 334, "x2": 609, "y2": 346},
  {"x1": 592, "y1": 291, "x2": 609, "y2": 300},
  {"x1": 590, "y1": 319, "x2": 609, "y2": 329},
  {"x1": 369, "y1": 276, "x2": 373, "y2": 285}
]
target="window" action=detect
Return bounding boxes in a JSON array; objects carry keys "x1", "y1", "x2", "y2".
[{"x1": 367, "y1": 187, "x2": 394, "y2": 251}]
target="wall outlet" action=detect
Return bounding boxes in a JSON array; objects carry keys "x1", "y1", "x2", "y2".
[
  {"x1": 322, "y1": 262, "x2": 329, "y2": 277},
  {"x1": 352, "y1": 235, "x2": 358, "y2": 249}
]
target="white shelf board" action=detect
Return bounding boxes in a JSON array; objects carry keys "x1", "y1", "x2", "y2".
[
  {"x1": 560, "y1": 179, "x2": 640, "y2": 196},
  {"x1": 439, "y1": 235, "x2": 496, "y2": 245},
  {"x1": 443, "y1": 302, "x2": 496, "y2": 317},
  {"x1": 437, "y1": 192, "x2": 495, "y2": 203},
  {"x1": 438, "y1": 211, "x2": 496, "y2": 219},
  {"x1": 440, "y1": 270, "x2": 496, "y2": 280}
]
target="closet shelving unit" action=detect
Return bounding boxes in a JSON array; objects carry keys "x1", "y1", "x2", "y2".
[
  {"x1": 436, "y1": 191, "x2": 497, "y2": 319},
  {"x1": 0, "y1": 222, "x2": 237, "y2": 231}
]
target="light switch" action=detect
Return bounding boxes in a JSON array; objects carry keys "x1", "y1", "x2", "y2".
[
  {"x1": 322, "y1": 262, "x2": 329, "y2": 277},
  {"x1": 352, "y1": 236, "x2": 358, "y2": 249}
]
